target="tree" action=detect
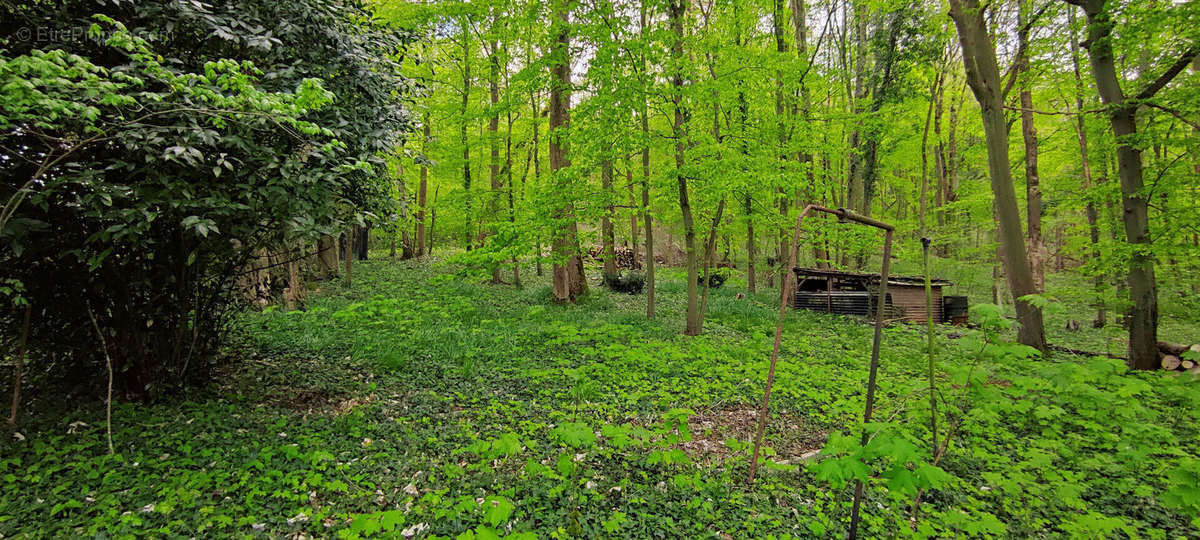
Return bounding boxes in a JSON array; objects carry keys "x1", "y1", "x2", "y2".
[
  {"x1": 1, "y1": 0, "x2": 415, "y2": 399},
  {"x1": 948, "y1": 0, "x2": 1046, "y2": 352},
  {"x1": 549, "y1": 0, "x2": 586, "y2": 303},
  {"x1": 1065, "y1": 0, "x2": 1199, "y2": 369}
]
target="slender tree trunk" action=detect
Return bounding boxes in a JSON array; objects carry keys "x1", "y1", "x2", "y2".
[
  {"x1": 641, "y1": 0, "x2": 655, "y2": 318},
  {"x1": 1017, "y1": 1, "x2": 1045, "y2": 292},
  {"x1": 1068, "y1": 7, "x2": 1105, "y2": 327},
  {"x1": 416, "y1": 121, "x2": 429, "y2": 257},
  {"x1": 773, "y1": 0, "x2": 789, "y2": 288},
  {"x1": 919, "y1": 69, "x2": 943, "y2": 235},
  {"x1": 504, "y1": 59, "x2": 521, "y2": 289},
  {"x1": 530, "y1": 83, "x2": 544, "y2": 278},
  {"x1": 488, "y1": 39, "x2": 503, "y2": 283},
  {"x1": 745, "y1": 195, "x2": 756, "y2": 292},
  {"x1": 343, "y1": 227, "x2": 354, "y2": 288},
  {"x1": 628, "y1": 165, "x2": 639, "y2": 269},
  {"x1": 668, "y1": 0, "x2": 700, "y2": 335},
  {"x1": 941, "y1": 83, "x2": 961, "y2": 254},
  {"x1": 934, "y1": 57, "x2": 948, "y2": 231},
  {"x1": 285, "y1": 241, "x2": 304, "y2": 311},
  {"x1": 602, "y1": 159, "x2": 617, "y2": 277},
  {"x1": 949, "y1": 0, "x2": 1046, "y2": 352},
  {"x1": 461, "y1": 20, "x2": 474, "y2": 250},
  {"x1": 700, "y1": 198, "x2": 727, "y2": 325},
  {"x1": 1069, "y1": 0, "x2": 1196, "y2": 369},
  {"x1": 8, "y1": 304, "x2": 31, "y2": 427},
  {"x1": 397, "y1": 158, "x2": 413, "y2": 260}
]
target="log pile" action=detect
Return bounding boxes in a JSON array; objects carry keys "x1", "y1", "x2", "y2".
[
  {"x1": 586, "y1": 246, "x2": 638, "y2": 269},
  {"x1": 1159, "y1": 341, "x2": 1200, "y2": 373}
]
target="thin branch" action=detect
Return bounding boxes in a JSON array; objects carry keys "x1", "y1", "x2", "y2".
[
  {"x1": 86, "y1": 302, "x2": 116, "y2": 455},
  {"x1": 1132, "y1": 43, "x2": 1200, "y2": 101}
]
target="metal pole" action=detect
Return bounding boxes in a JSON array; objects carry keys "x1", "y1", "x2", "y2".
[
  {"x1": 922, "y1": 237, "x2": 938, "y2": 455},
  {"x1": 847, "y1": 228, "x2": 893, "y2": 539},
  {"x1": 747, "y1": 205, "x2": 813, "y2": 484}
]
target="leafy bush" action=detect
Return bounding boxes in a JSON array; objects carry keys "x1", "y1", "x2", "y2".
[
  {"x1": 602, "y1": 271, "x2": 645, "y2": 294},
  {"x1": 0, "y1": 1, "x2": 415, "y2": 400}
]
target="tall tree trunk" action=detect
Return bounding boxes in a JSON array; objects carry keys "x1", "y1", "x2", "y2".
[
  {"x1": 949, "y1": 0, "x2": 1046, "y2": 352},
  {"x1": 1069, "y1": 0, "x2": 1197, "y2": 369},
  {"x1": 549, "y1": 0, "x2": 585, "y2": 302},
  {"x1": 1017, "y1": 1, "x2": 1045, "y2": 292},
  {"x1": 416, "y1": 121, "x2": 429, "y2": 258},
  {"x1": 772, "y1": 0, "x2": 790, "y2": 289},
  {"x1": 1068, "y1": 7, "x2": 1105, "y2": 327},
  {"x1": 488, "y1": 39, "x2": 503, "y2": 283},
  {"x1": 397, "y1": 157, "x2": 414, "y2": 260},
  {"x1": 846, "y1": 0, "x2": 868, "y2": 214},
  {"x1": 933, "y1": 57, "x2": 948, "y2": 230},
  {"x1": 919, "y1": 68, "x2": 943, "y2": 235},
  {"x1": 602, "y1": 159, "x2": 617, "y2": 277},
  {"x1": 628, "y1": 165, "x2": 639, "y2": 268},
  {"x1": 641, "y1": 0, "x2": 656, "y2": 318},
  {"x1": 504, "y1": 56, "x2": 521, "y2": 289},
  {"x1": 530, "y1": 80, "x2": 544, "y2": 278},
  {"x1": 700, "y1": 198, "x2": 727, "y2": 325},
  {"x1": 735, "y1": 5, "x2": 755, "y2": 292},
  {"x1": 460, "y1": 21, "x2": 474, "y2": 250},
  {"x1": 343, "y1": 227, "x2": 354, "y2": 288},
  {"x1": 745, "y1": 196, "x2": 756, "y2": 292},
  {"x1": 668, "y1": 0, "x2": 700, "y2": 335}
]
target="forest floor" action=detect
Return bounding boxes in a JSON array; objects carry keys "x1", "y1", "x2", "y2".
[{"x1": 4, "y1": 257, "x2": 1200, "y2": 538}]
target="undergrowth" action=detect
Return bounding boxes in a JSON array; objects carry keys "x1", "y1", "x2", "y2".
[{"x1": 2, "y1": 258, "x2": 1198, "y2": 538}]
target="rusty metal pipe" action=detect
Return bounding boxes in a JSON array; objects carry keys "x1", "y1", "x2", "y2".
[
  {"x1": 746, "y1": 204, "x2": 815, "y2": 484},
  {"x1": 747, "y1": 204, "x2": 895, "y2": 486},
  {"x1": 847, "y1": 227, "x2": 894, "y2": 540}
]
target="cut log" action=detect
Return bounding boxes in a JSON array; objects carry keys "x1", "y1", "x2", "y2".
[
  {"x1": 1190, "y1": 344, "x2": 1200, "y2": 354},
  {"x1": 1161, "y1": 355, "x2": 1181, "y2": 371},
  {"x1": 1158, "y1": 341, "x2": 1189, "y2": 356},
  {"x1": 1182, "y1": 360, "x2": 1196, "y2": 371}
]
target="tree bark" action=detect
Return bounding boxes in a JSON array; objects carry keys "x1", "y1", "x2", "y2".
[
  {"x1": 667, "y1": 0, "x2": 700, "y2": 335},
  {"x1": 316, "y1": 235, "x2": 338, "y2": 279},
  {"x1": 1068, "y1": 7, "x2": 1104, "y2": 327},
  {"x1": 641, "y1": 0, "x2": 656, "y2": 318},
  {"x1": 549, "y1": 0, "x2": 585, "y2": 303},
  {"x1": 416, "y1": 121, "x2": 429, "y2": 257},
  {"x1": 8, "y1": 304, "x2": 31, "y2": 427},
  {"x1": 628, "y1": 165, "x2": 639, "y2": 268},
  {"x1": 460, "y1": 23, "x2": 474, "y2": 250},
  {"x1": 1017, "y1": 0, "x2": 1045, "y2": 292},
  {"x1": 949, "y1": 0, "x2": 1046, "y2": 352},
  {"x1": 343, "y1": 227, "x2": 354, "y2": 288},
  {"x1": 488, "y1": 39, "x2": 503, "y2": 282},
  {"x1": 700, "y1": 198, "x2": 726, "y2": 325},
  {"x1": 1068, "y1": 0, "x2": 1197, "y2": 369},
  {"x1": 602, "y1": 159, "x2": 617, "y2": 277}
]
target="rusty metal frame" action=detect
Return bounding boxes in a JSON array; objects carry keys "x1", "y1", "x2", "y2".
[{"x1": 745, "y1": 205, "x2": 894, "y2": 537}]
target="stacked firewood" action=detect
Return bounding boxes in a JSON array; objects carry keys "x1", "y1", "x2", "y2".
[
  {"x1": 586, "y1": 246, "x2": 638, "y2": 269},
  {"x1": 1159, "y1": 341, "x2": 1200, "y2": 373}
]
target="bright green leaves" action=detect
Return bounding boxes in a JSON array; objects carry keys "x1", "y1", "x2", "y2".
[
  {"x1": 482, "y1": 496, "x2": 515, "y2": 527},
  {"x1": 550, "y1": 422, "x2": 596, "y2": 449},
  {"x1": 811, "y1": 428, "x2": 952, "y2": 498},
  {"x1": 1162, "y1": 458, "x2": 1200, "y2": 516},
  {"x1": 467, "y1": 432, "x2": 525, "y2": 461}
]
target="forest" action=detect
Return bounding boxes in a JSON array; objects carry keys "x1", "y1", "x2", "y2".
[{"x1": 1, "y1": 0, "x2": 1199, "y2": 537}]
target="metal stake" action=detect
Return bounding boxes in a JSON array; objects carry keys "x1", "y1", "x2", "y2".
[{"x1": 847, "y1": 228, "x2": 893, "y2": 539}]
